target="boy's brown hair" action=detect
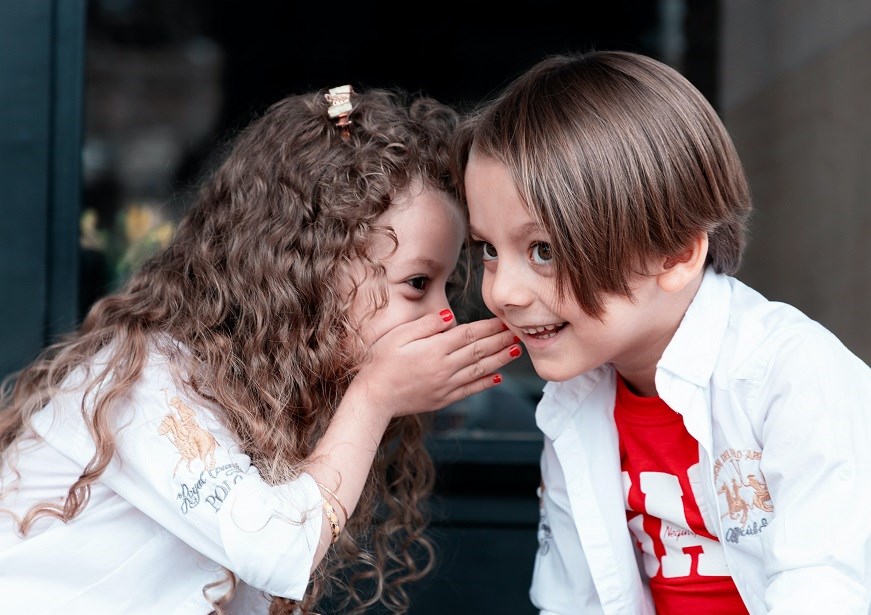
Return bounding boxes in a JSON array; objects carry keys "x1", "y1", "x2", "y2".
[{"x1": 453, "y1": 50, "x2": 752, "y2": 316}]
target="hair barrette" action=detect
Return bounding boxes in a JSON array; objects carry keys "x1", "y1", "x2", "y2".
[{"x1": 325, "y1": 84, "x2": 354, "y2": 141}]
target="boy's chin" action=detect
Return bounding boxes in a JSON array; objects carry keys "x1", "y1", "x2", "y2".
[{"x1": 530, "y1": 359, "x2": 591, "y2": 383}]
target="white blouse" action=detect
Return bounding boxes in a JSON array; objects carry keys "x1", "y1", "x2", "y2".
[{"x1": 0, "y1": 347, "x2": 323, "y2": 614}]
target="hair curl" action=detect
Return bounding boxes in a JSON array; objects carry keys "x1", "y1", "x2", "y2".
[{"x1": 0, "y1": 86, "x2": 461, "y2": 614}]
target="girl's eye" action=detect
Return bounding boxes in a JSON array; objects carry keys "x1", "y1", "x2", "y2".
[
  {"x1": 480, "y1": 242, "x2": 498, "y2": 261},
  {"x1": 407, "y1": 276, "x2": 430, "y2": 292},
  {"x1": 531, "y1": 242, "x2": 553, "y2": 264}
]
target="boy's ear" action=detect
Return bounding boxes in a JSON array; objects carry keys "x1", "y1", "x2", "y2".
[{"x1": 657, "y1": 232, "x2": 709, "y2": 293}]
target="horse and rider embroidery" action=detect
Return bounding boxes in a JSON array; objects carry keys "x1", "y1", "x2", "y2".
[
  {"x1": 713, "y1": 448, "x2": 773, "y2": 531},
  {"x1": 158, "y1": 389, "x2": 217, "y2": 476}
]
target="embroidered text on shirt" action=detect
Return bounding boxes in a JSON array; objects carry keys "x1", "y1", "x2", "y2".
[{"x1": 176, "y1": 463, "x2": 245, "y2": 514}]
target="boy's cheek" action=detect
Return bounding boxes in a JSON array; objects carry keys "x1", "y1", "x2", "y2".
[{"x1": 479, "y1": 280, "x2": 498, "y2": 315}]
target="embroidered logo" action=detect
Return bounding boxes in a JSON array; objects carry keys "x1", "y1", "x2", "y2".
[
  {"x1": 158, "y1": 390, "x2": 218, "y2": 476},
  {"x1": 712, "y1": 448, "x2": 774, "y2": 543}
]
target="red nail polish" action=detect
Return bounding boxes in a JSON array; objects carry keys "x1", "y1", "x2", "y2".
[
  {"x1": 493, "y1": 374, "x2": 502, "y2": 384},
  {"x1": 509, "y1": 345, "x2": 521, "y2": 358},
  {"x1": 440, "y1": 309, "x2": 453, "y2": 322},
  {"x1": 513, "y1": 336, "x2": 520, "y2": 343}
]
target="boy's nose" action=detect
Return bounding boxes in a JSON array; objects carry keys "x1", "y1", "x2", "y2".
[{"x1": 486, "y1": 261, "x2": 531, "y2": 311}]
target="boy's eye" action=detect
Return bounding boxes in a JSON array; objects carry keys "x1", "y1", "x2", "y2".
[
  {"x1": 531, "y1": 242, "x2": 553, "y2": 264},
  {"x1": 480, "y1": 242, "x2": 498, "y2": 261},
  {"x1": 407, "y1": 276, "x2": 430, "y2": 292}
]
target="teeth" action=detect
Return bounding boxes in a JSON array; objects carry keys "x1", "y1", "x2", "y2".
[{"x1": 519, "y1": 323, "x2": 565, "y2": 335}]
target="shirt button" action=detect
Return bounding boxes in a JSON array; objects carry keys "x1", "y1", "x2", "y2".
[{"x1": 839, "y1": 466, "x2": 853, "y2": 480}]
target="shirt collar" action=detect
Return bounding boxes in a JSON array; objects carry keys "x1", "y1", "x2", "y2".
[
  {"x1": 537, "y1": 366, "x2": 610, "y2": 440},
  {"x1": 657, "y1": 266, "x2": 732, "y2": 388},
  {"x1": 536, "y1": 267, "x2": 732, "y2": 438}
]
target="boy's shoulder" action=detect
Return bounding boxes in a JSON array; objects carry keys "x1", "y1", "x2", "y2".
[
  {"x1": 720, "y1": 275, "x2": 867, "y2": 382},
  {"x1": 728, "y1": 276, "x2": 824, "y2": 337},
  {"x1": 659, "y1": 269, "x2": 866, "y2": 394}
]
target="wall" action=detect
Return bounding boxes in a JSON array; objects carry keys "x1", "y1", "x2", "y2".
[
  {"x1": 0, "y1": 1, "x2": 85, "y2": 380},
  {"x1": 720, "y1": 0, "x2": 871, "y2": 363}
]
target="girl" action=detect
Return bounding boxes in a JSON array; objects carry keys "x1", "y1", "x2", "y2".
[
  {"x1": 0, "y1": 85, "x2": 521, "y2": 614},
  {"x1": 454, "y1": 51, "x2": 871, "y2": 614}
]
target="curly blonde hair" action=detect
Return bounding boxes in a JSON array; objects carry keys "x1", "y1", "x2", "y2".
[{"x1": 0, "y1": 87, "x2": 462, "y2": 614}]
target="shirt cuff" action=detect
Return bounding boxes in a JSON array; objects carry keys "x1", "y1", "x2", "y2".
[{"x1": 217, "y1": 471, "x2": 323, "y2": 599}]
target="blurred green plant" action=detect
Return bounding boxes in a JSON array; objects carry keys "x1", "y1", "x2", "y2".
[{"x1": 80, "y1": 202, "x2": 175, "y2": 290}]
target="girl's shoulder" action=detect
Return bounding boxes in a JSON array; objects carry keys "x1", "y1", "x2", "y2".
[{"x1": 41, "y1": 334, "x2": 199, "y2": 425}]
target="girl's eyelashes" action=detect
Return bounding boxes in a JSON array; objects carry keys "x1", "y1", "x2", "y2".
[
  {"x1": 531, "y1": 241, "x2": 553, "y2": 265},
  {"x1": 406, "y1": 275, "x2": 431, "y2": 292}
]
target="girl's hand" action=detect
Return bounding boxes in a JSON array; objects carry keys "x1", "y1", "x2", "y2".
[
  {"x1": 307, "y1": 309, "x2": 520, "y2": 558},
  {"x1": 350, "y1": 309, "x2": 521, "y2": 420}
]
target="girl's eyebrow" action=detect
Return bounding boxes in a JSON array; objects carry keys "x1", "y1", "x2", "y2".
[{"x1": 406, "y1": 257, "x2": 443, "y2": 272}]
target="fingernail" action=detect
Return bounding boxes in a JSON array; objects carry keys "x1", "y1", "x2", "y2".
[
  {"x1": 440, "y1": 309, "x2": 453, "y2": 322},
  {"x1": 509, "y1": 345, "x2": 521, "y2": 358},
  {"x1": 513, "y1": 335, "x2": 520, "y2": 343},
  {"x1": 493, "y1": 374, "x2": 502, "y2": 384}
]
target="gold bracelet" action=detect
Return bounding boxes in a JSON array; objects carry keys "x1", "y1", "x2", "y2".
[
  {"x1": 315, "y1": 482, "x2": 349, "y2": 524},
  {"x1": 323, "y1": 501, "x2": 341, "y2": 545}
]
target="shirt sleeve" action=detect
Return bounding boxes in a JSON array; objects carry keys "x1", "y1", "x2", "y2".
[
  {"x1": 755, "y1": 326, "x2": 871, "y2": 613},
  {"x1": 28, "y1": 358, "x2": 323, "y2": 601}
]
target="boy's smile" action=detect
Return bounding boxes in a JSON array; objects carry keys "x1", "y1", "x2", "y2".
[{"x1": 516, "y1": 322, "x2": 567, "y2": 341}]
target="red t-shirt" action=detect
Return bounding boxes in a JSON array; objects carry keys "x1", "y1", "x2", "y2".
[{"x1": 614, "y1": 375, "x2": 749, "y2": 615}]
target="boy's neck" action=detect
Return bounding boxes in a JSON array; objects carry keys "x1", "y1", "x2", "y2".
[{"x1": 615, "y1": 270, "x2": 705, "y2": 397}]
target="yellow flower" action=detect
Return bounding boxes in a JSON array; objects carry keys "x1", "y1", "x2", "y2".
[
  {"x1": 124, "y1": 204, "x2": 155, "y2": 244},
  {"x1": 79, "y1": 208, "x2": 106, "y2": 251},
  {"x1": 152, "y1": 222, "x2": 174, "y2": 247}
]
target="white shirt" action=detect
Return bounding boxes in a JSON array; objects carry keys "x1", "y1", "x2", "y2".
[
  {"x1": 529, "y1": 267, "x2": 871, "y2": 614},
  {"x1": 0, "y1": 346, "x2": 323, "y2": 614}
]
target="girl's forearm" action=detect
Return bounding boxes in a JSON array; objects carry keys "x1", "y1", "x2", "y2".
[{"x1": 304, "y1": 380, "x2": 391, "y2": 569}]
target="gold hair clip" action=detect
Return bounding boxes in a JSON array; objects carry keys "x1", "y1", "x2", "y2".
[{"x1": 325, "y1": 84, "x2": 354, "y2": 141}]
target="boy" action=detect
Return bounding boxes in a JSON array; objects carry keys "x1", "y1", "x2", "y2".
[{"x1": 454, "y1": 50, "x2": 871, "y2": 614}]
